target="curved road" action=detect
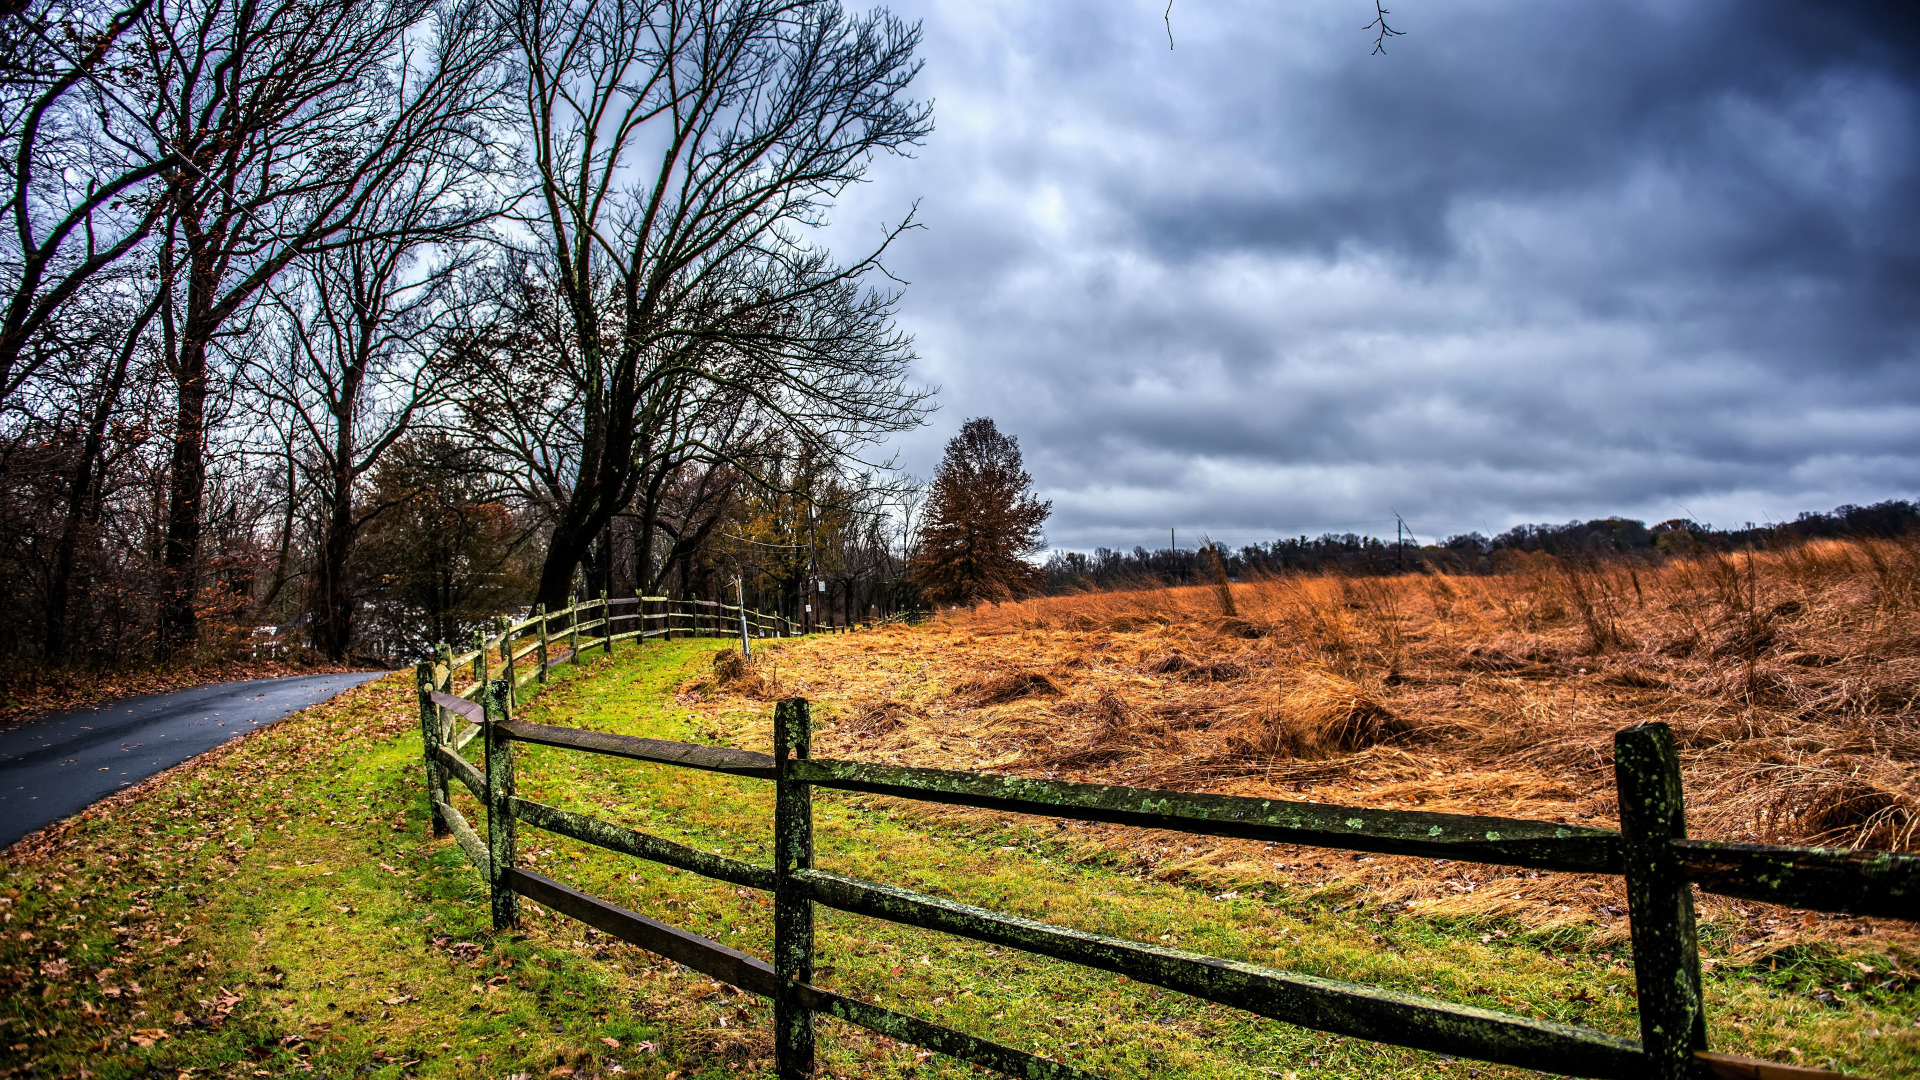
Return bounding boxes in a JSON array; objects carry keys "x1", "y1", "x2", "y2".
[{"x1": 0, "y1": 672, "x2": 388, "y2": 848}]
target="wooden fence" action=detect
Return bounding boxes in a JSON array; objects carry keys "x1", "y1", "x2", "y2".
[{"x1": 414, "y1": 619, "x2": 1918, "y2": 1080}]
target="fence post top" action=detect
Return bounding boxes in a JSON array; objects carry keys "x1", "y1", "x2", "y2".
[{"x1": 1613, "y1": 720, "x2": 1676, "y2": 751}]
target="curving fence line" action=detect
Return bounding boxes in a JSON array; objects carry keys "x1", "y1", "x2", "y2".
[{"x1": 414, "y1": 617, "x2": 1917, "y2": 1080}]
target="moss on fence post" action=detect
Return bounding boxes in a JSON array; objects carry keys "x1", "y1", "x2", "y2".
[
  {"x1": 1614, "y1": 722, "x2": 1707, "y2": 1078},
  {"x1": 774, "y1": 697, "x2": 816, "y2": 1079},
  {"x1": 485, "y1": 696, "x2": 519, "y2": 930},
  {"x1": 416, "y1": 661, "x2": 448, "y2": 838}
]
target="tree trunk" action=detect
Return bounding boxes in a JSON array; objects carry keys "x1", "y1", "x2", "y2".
[
  {"x1": 313, "y1": 466, "x2": 356, "y2": 659},
  {"x1": 45, "y1": 294, "x2": 154, "y2": 657},
  {"x1": 536, "y1": 506, "x2": 604, "y2": 612},
  {"x1": 161, "y1": 333, "x2": 209, "y2": 656},
  {"x1": 259, "y1": 448, "x2": 298, "y2": 611}
]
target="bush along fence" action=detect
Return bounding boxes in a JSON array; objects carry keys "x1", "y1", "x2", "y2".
[{"x1": 414, "y1": 627, "x2": 1919, "y2": 1080}]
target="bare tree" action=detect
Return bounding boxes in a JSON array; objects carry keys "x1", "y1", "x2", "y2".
[
  {"x1": 484, "y1": 0, "x2": 934, "y2": 612},
  {"x1": 0, "y1": 0, "x2": 171, "y2": 407},
  {"x1": 251, "y1": 179, "x2": 482, "y2": 659},
  {"x1": 130, "y1": 0, "x2": 509, "y2": 652}
]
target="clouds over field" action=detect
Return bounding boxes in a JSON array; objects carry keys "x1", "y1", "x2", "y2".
[{"x1": 827, "y1": 0, "x2": 1920, "y2": 549}]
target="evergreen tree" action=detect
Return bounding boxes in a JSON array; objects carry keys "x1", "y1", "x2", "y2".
[{"x1": 911, "y1": 419, "x2": 1050, "y2": 606}]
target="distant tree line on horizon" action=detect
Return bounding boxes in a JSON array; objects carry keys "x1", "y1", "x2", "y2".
[{"x1": 1040, "y1": 500, "x2": 1920, "y2": 593}]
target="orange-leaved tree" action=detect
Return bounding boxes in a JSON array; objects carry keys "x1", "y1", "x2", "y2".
[{"x1": 911, "y1": 418, "x2": 1051, "y2": 606}]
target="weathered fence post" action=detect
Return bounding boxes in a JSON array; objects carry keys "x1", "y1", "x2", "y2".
[
  {"x1": 535, "y1": 604, "x2": 549, "y2": 684},
  {"x1": 499, "y1": 616, "x2": 516, "y2": 717},
  {"x1": 568, "y1": 601, "x2": 581, "y2": 665},
  {"x1": 597, "y1": 591, "x2": 610, "y2": 655},
  {"x1": 773, "y1": 697, "x2": 815, "y2": 1079},
  {"x1": 485, "y1": 688, "x2": 518, "y2": 930},
  {"x1": 416, "y1": 661, "x2": 448, "y2": 837},
  {"x1": 474, "y1": 629, "x2": 491, "y2": 718},
  {"x1": 1615, "y1": 721, "x2": 1707, "y2": 1078}
]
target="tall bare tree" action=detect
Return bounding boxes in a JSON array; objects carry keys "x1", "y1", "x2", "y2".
[
  {"x1": 251, "y1": 176, "x2": 484, "y2": 659},
  {"x1": 132, "y1": 0, "x2": 509, "y2": 652},
  {"x1": 0, "y1": 0, "x2": 170, "y2": 408},
  {"x1": 486, "y1": 0, "x2": 934, "y2": 611}
]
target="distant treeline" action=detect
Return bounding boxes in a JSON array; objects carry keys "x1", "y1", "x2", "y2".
[{"x1": 1040, "y1": 500, "x2": 1920, "y2": 592}]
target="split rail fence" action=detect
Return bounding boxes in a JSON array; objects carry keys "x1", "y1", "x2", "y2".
[{"x1": 414, "y1": 613, "x2": 1918, "y2": 1080}]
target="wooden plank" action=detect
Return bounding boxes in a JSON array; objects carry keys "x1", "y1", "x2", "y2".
[
  {"x1": 499, "y1": 719, "x2": 777, "y2": 778},
  {"x1": 511, "y1": 797, "x2": 776, "y2": 890},
  {"x1": 512, "y1": 639, "x2": 542, "y2": 663},
  {"x1": 432, "y1": 794, "x2": 490, "y2": 878},
  {"x1": 1676, "y1": 840, "x2": 1920, "y2": 923},
  {"x1": 1696, "y1": 1050, "x2": 1868, "y2": 1080},
  {"x1": 790, "y1": 760, "x2": 1621, "y2": 874},
  {"x1": 506, "y1": 868, "x2": 778, "y2": 996},
  {"x1": 796, "y1": 869, "x2": 1642, "y2": 1079},
  {"x1": 452, "y1": 722, "x2": 481, "y2": 752},
  {"x1": 431, "y1": 691, "x2": 485, "y2": 725},
  {"x1": 502, "y1": 856, "x2": 1093, "y2": 1080},
  {"x1": 608, "y1": 629, "x2": 645, "y2": 643},
  {"x1": 792, "y1": 984, "x2": 1101, "y2": 1080},
  {"x1": 434, "y1": 744, "x2": 487, "y2": 800}
]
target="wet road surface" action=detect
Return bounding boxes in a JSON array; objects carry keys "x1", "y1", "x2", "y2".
[{"x1": 0, "y1": 671, "x2": 388, "y2": 848}]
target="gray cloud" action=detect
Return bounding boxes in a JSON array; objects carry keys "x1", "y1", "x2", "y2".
[{"x1": 823, "y1": 0, "x2": 1920, "y2": 549}]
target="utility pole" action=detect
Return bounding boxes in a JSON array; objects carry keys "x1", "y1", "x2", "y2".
[{"x1": 736, "y1": 575, "x2": 752, "y2": 658}]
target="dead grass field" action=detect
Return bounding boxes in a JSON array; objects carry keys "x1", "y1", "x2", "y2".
[{"x1": 683, "y1": 537, "x2": 1920, "y2": 966}]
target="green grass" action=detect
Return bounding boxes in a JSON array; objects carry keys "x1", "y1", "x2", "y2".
[{"x1": 3, "y1": 638, "x2": 1915, "y2": 1079}]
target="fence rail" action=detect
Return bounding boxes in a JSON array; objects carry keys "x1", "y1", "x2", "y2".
[{"x1": 414, "y1": 617, "x2": 1916, "y2": 1080}]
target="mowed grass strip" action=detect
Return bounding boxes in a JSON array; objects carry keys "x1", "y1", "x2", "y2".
[{"x1": 1, "y1": 639, "x2": 1912, "y2": 1080}]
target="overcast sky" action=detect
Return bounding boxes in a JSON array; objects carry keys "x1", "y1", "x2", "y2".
[{"x1": 822, "y1": 0, "x2": 1920, "y2": 552}]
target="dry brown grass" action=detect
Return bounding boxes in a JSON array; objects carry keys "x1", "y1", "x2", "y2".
[{"x1": 683, "y1": 536, "x2": 1920, "y2": 958}]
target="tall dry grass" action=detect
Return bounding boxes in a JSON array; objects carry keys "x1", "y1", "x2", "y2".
[
  {"x1": 683, "y1": 536, "x2": 1920, "y2": 951},
  {"x1": 923, "y1": 536, "x2": 1920, "y2": 853}
]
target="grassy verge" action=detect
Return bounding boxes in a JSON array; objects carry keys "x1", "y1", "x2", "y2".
[{"x1": 2, "y1": 638, "x2": 1914, "y2": 1080}]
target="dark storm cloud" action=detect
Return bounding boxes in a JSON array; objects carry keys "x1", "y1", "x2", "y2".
[{"x1": 824, "y1": 0, "x2": 1920, "y2": 549}]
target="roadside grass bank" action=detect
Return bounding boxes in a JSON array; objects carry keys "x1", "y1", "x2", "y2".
[{"x1": 0, "y1": 638, "x2": 1912, "y2": 1079}]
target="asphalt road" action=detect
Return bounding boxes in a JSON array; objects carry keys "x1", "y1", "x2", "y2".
[{"x1": 0, "y1": 671, "x2": 389, "y2": 848}]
